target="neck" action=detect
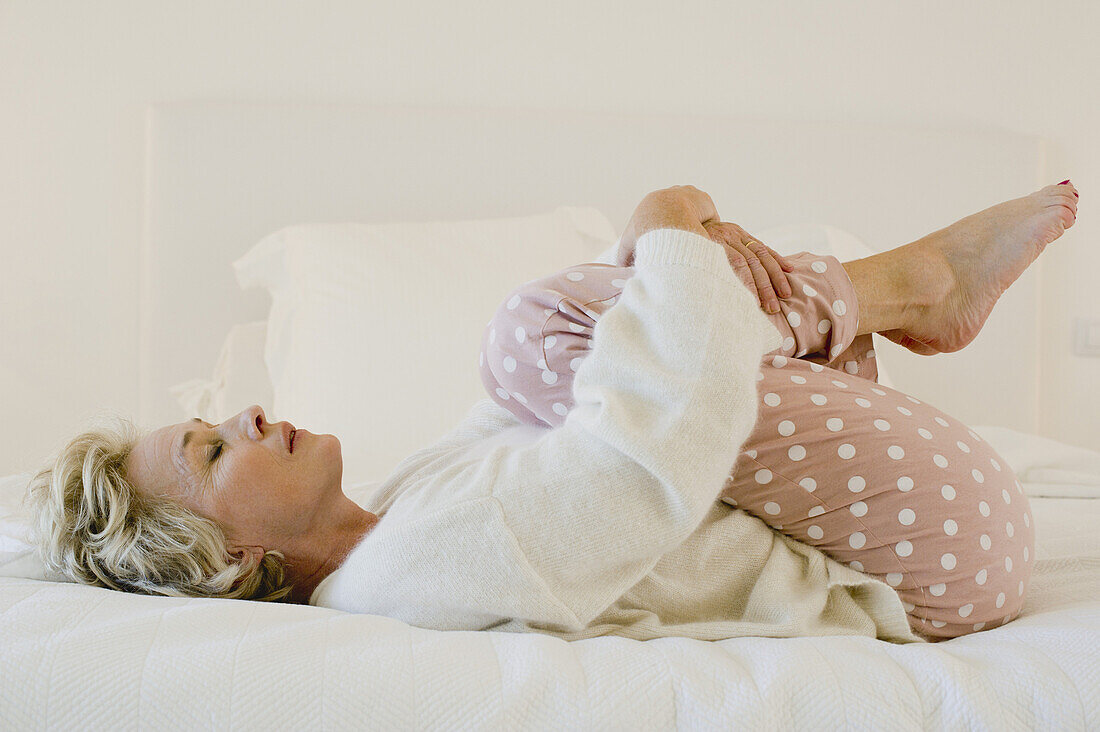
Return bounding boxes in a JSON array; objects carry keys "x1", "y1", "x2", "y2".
[{"x1": 285, "y1": 501, "x2": 378, "y2": 604}]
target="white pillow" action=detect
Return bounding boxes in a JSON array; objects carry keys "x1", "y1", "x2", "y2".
[
  {"x1": 0, "y1": 472, "x2": 74, "y2": 583},
  {"x1": 232, "y1": 206, "x2": 619, "y2": 485},
  {"x1": 171, "y1": 321, "x2": 273, "y2": 424},
  {"x1": 184, "y1": 220, "x2": 893, "y2": 486}
]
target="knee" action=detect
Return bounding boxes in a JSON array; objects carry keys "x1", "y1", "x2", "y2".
[{"x1": 899, "y1": 480, "x2": 1035, "y2": 639}]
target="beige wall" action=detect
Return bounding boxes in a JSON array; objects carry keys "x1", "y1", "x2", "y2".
[{"x1": 1, "y1": 0, "x2": 1097, "y2": 475}]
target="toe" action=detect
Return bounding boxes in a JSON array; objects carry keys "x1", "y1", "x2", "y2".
[
  {"x1": 1057, "y1": 192, "x2": 1078, "y2": 215},
  {"x1": 1046, "y1": 188, "x2": 1078, "y2": 219},
  {"x1": 1051, "y1": 189, "x2": 1077, "y2": 204},
  {"x1": 1054, "y1": 181, "x2": 1080, "y2": 198},
  {"x1": 1050, "y1": 200, "x2": 1077, "y2": 229}
]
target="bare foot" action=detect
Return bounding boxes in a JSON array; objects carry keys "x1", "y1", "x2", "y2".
[{"x1": 879, "y1": 182, "x2": 1079, "y2": 354}]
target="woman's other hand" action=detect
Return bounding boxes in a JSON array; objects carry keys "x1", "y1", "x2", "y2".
[{"x1": 702, "y1": 220, "x2": 795, "y2": 314}]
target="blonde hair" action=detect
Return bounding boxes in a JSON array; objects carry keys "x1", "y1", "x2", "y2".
[{"x1": 22, "y1": 412, "x2": 295, "y2": 602}]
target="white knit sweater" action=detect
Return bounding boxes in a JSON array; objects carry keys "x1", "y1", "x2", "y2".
[{"x1": 310, "y1": 228, "x2": 924, "y2": 644}]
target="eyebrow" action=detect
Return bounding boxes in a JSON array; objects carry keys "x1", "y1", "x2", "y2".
[{"x1": 176, "y1": 418, "x2": 204, "y2": 465}]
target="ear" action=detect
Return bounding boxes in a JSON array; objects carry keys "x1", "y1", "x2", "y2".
[{"x1": 227, "y1": 544, "x2": 265, "y2": 566}]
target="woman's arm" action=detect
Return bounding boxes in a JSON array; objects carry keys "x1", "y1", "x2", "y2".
[
  {"x1": 484, "y1": 227, "x2": 785, "y2": 628},
  {"x1": 481, "y1": 186, "x2": 796, "y2": 427}
]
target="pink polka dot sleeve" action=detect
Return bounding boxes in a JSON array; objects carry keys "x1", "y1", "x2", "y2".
[{"x1": 479, "y1": 264, "x2": 628, "y2": 428}]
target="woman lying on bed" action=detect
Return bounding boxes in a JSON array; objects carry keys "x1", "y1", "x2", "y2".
[{"x1": 24, "y1": 181, "x2": 1079, "y2": 643}]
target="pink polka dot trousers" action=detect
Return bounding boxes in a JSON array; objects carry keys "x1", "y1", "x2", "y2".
[{"x1": 479, "y1": 251, "x2": 1034, "y2": 642}]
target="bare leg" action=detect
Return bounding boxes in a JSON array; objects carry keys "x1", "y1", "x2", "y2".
[
  {"x1": 841, "y1": 243, "x2": 948, "y2": 339},
  {"x1": 842, "y1": 182, "x2": 1078, "y2": 355}
]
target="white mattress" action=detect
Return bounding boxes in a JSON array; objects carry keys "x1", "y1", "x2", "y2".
[{"x1": 2, "y1": 435, "x2": 1098, "y2": 729}]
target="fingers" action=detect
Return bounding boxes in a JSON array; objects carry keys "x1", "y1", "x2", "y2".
[
  {"x1": 749, "y1": 240, "x2": 793, "y2": 297},
  {"x1": 774, "y1": 248, "x2": 796, "y2": 272},
  {"x1": 704, "y1": 223, "x2": 764, "y2": 305},
  {"x1": 729, "y1": 240, "x2": 783, "y2": 312},
  {"x1": 723, "y1": 256, "x2": 762, "y2": 305},
  {"x1": 723, "y1": 223, "x2": 794, "y2": 289},
  {"x1": 702, "y1": 221, "x2": 796, "y2": 314}
]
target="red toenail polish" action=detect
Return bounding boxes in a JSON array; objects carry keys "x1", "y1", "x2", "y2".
[{"x1": 1059, "y1": 179, "x2": 1071, "y2": 185}]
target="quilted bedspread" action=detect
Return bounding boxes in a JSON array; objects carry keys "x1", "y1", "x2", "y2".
[
  {"x1": 3, "y1": 424, "x2": 1099, "y2": 730},
  {"x1": 0, "y1": 497, "x2": 1094, "y2": 730}
]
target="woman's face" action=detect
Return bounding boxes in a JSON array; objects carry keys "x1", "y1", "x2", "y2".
[{"x1": 125, "y1": 405, "x2": 344, "y2": 553}]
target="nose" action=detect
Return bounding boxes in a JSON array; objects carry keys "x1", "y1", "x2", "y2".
[{"x1": 238, "y1": 404, "x2": 266, "y2": 441}]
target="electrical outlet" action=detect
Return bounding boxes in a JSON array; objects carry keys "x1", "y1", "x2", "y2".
[{"x1": 1073, "y1": 317, "x2": 1100, "y2": 357}]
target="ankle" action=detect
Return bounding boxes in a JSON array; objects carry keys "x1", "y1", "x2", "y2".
[
  {"x1": 842, "y1": 242, "x2": 947, "y2": 337},
  {"x1": 896, "y1": 239, "x2": 957, "y2": 323}
]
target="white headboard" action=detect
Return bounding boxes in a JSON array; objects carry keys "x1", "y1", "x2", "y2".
[{"x1": 142, "y1": 103, "x2": 1044, "y2": 431}]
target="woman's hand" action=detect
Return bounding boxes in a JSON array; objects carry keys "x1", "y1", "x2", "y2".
[
  {"x1": 616, "y1": 186, "x2": 795, "y2": 314},
  {"x1": 616, "y1": 186, "x2": 717, "y2": 267},
  {"x1": 702, "y1": 220, "x2": 795, "y2": 314},
  {"x1": 661, "y1": 184, "x2": 720, "y2": 225}
]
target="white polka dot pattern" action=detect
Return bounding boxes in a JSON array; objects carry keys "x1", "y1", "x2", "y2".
[
  {"x1": 480, "y1": 252, "x2": 1034, "y2": 642},
  {"x1": 712, "y1": 256, "x2": 1032, "y2": 640}
]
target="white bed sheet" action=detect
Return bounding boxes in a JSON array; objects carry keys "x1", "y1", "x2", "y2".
[
  {"x1": 2, "y1": 493, "x2": 1098, "y2": 729},
  {"x1": 0, "y1": 496, "x2": 1096, "y2": 729}
]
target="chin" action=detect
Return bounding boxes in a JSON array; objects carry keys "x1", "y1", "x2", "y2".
[
  {"x1": 324, "y1": 433, "x2": 341, "y2": 456},
  {"x1": 318, "y1": 434, "x2": 343, "y2": 470}
]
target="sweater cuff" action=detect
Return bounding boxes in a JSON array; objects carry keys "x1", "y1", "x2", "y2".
[
  {"x1": 635, "y1": 227, "x2": 785, "y2": 354},
  {"x1": 633, "y1": 228, "x2": 730, "y2": 275}
]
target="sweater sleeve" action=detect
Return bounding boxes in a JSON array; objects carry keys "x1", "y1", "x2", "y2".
[{"x1": 480, "y1": 227, "x2": 785, "y2": 630}]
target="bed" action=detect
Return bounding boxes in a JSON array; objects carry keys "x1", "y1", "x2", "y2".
[{"x1": 2, "y1": 104, "x2": 1097, "y2": 729}]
